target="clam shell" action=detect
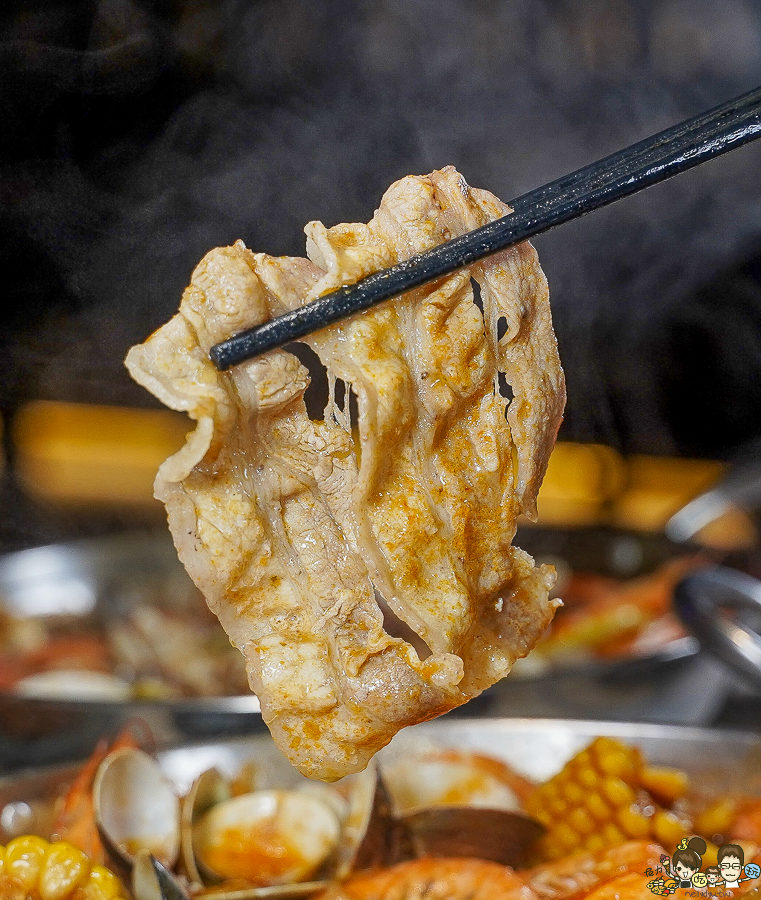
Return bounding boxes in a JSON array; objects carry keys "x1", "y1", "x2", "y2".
[
  {"x1": 181, "y1": 767, "x2": 232, "y2": 885},
  {"x1": 335, "y1": 764, "x2": 398, "y2": 878},
  {"x1": 14, "y1": 669, "x2": 132, "y2": 701},
  {"x1": 93, "y1": 747, "x2": 181, "y2": 879},
  {"x1": 193, "y1": 881, "x2": 328, "y2": 899},
  {"x1": 384, "y1": 753, "x2": 526, "y2": 812},
  {"x1": 294, "y1": 782, "x2": 349, "y2": 826},
  {"x1": 193, "y1": 790, "x2": 341, "y2": 887},
  {"x1": 398, "y1": 805, "x2": 544, "y2": 868},
  {"x1": 133, "y1": 850, "x2": 192, "y2": 900}
]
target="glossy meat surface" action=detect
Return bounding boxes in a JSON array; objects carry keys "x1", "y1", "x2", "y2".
[{"x1": 126, "y1": 167, "x2": 565, "y2": 779}]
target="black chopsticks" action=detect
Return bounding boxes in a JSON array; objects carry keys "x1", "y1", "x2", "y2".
[{"x1": 210, "y1": 85, "x2": 761, "y2": 371}]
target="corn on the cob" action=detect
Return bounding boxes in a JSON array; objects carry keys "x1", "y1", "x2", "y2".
[
  {"x1": 0, "y1": 836, "x2": 125, "y2": 900},
  {"x1": 525, "y1": 737, "x2": 691, "y2": 860}
]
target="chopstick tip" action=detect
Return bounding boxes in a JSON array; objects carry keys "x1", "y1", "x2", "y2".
[{"x1": 209, "y1": 340, "x2": 233, "y2": 371}]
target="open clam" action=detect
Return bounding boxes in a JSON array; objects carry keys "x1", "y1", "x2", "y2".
[
  {"x1": 383, "y1": 749, "x2": 533, "y2": 812},
  {"x1": 93, "y1": 747, "x2": 181, "y2": 880},
  {"x1": 192, "y1": 789, "x2": 341, "y2": 887},
  {"x1": 382, "y1": 749, "x2": 544, "y2": 868},
  {"x1": 97, "y1": 742, "x2": 544, "y2": 899}
]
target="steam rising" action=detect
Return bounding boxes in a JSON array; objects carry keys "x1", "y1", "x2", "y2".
[{"x1": 3, "y1": 0, "x2": 761, "y2": 457}]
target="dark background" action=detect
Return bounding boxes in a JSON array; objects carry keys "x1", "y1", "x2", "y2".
[
  {"x1": 1, "y1": 1, "x2": 761, "y2": 738},
  {"x1": 3, "y1": 0, "x2": 761, "y2": 459}
]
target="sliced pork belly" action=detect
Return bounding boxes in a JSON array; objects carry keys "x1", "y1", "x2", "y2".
[{"x1": 125, "y1": 167, "x2": 565, "y2": 780}]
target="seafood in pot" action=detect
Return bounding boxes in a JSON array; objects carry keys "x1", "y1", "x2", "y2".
[
  {"x1": 91, "y1": 747, "x2": 397, "y2": 898},
  {"x1": 93, "y1": 747, "x2": 181, "y2": 878},
  {"x1": 383, "y1": 748, "x2": 535, "y2": 812},
  {"x1": 12, "y1": 728, "x2": 761, "y2": 900},
  {"x1": 314, "y1": 857, "x2": 534, "y2": 900},
  {"x1": 192, "y1": 790, "x2": 341, "y2": 886},
  {"x1": 125, "y1": 166, "x2": 565, "y2": 780},
  {"x1": 83, "y1": 735, "x2": 544, "y2": 899}
]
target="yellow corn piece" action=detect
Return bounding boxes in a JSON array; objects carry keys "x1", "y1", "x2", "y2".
[
  {"x1": 601, "y1": 776, "x2": 636, "y2": 808},
  {"x1": 694, "y1": 798, "x2": 737, "y2": 842},
  {"x1": 640, "y1": 766, "x2": 689, "y2": 806},
  {"x1": 594, "y1": 740, "x2": 639, "y2": 781},
  {"x1": 77, "y1": 865, "x2": 124, "y2": 900},
  {"x1": 601, "y1": 822, "x2": 628, "y2": 846},
  {"x1": 617, "y1": 806, "x2": 650, "y2": 839},
  {"x1": 652, "y1": 809, "x2": 689, "y2": 847},
  {"x1": 584, "y1": 833, "x2": 607, "y2": 854},
  {"x1": 569, "y1": 806, "x2": 597, "y2": 836},
  {"x1": 525, "y1": 736, "x2": 694, "y2": 861},
  {"x1": 0, "y1": 837, "x2": 126, "y2": 900},
  {"x1": 585, "y1": 792, "x2": 612, "y2": 821},
  {"x1": 5, "y1": 835, "x2": 49, "y2": 893},
  {"x1": 39, "y1": 842, "x2": 90, "y2": 900}
]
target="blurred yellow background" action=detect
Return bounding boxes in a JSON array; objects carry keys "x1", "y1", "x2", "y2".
[{"x1": 11, "y1": 401, "x2": 753, "y2": 549}]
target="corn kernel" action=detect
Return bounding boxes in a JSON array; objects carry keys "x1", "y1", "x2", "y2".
[
  {"x1": 585, "y1": 833, "x2": 607, "y2": 854},
  {"x1": 39, "y1": 841, "x2": 89, "y2": 900},
  {"x1": 595, "y1": 747, "x2": 637, "y2": 780},
  {"x1": 562, "y1": 780, "x2": 585, "y2": 805},
  {"x1": 617, "y1": 806, "x2": 650, "y2": 839},
  {"x1": 602, "y1": 776, "x2": 636, "y2": 808},
  {"x1": 539, "y1": 784, "x2": 559, "y2": 808},
  {"x1": 554, "y1": 823, "x2": 581, "y2": 853},
  {"x1": 578, "y1": 766, "x2": 599, "y2": 790},
  {"x1": 544, "y1": 841, "x2": 565, "y2": 861},
  {"x1": 652, "y1": 810, "x2": 688, "y2": 847},
  {"x1": 5, "y1": 835, "x2": 49, "y2": 891},
  {"x1": 569, "y1": 806, "x2": 597, "y2": 836},
  {"x1": 585, "y1": 792, "x2": 611, "y2": 821},
  {"x1": 79, "y1": 865, "x2": 124, "y2": 900},
  {"x1": 601, "y1": 823, "x2": 627, "y2": 847},
  {"x1": 550, "y1": 797, "x2": 568, "y2": 818},
  {"x1": 640, "y1": 766, "x2": 689, "y2": 805},
  {"x1": 590, "y1": 737, "x2": 623, "y2": 756},
  {"x1": 534, "y1": 807, "x2": 552, "y2": 827},
  {"x1": 0, "y1": 837, "x2": 126, "y2": 900},
  {"x1": 694, "y1": 798, "x2": 737, "y2": 840}
]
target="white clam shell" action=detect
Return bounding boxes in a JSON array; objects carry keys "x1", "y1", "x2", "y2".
[
  {"x1": 14, "y1": 669, "x2": 132, "y2": 700},
  {"x1": 94, "y1": 747, "x2": 181, "y2": 875},
  {"x1": 193, "y1": 789, "x2": 341, "y2": 886},
  {"x1": 294, "y1": 782, "x2": 349, "y2": 825},
  {"x1": 384, "y1": 755, "x2": 522, "y2": 812}
]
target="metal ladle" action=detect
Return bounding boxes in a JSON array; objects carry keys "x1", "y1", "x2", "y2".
[{"x1": 674, "y1": 567, "x2": 761, "y2": 690}]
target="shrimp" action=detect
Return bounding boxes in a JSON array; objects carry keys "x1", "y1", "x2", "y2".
[
  {"x1": 315, "y1": 857, "x2": 538, "y2": 900},
  {"x1": 51, "y1": 721, "x2": 151, "y2": 861},
  {"x1": 527, "y1": 841, "x2": 666, "y2": 900},
  {"x1": 733, "y1": 801, "x2": 761, "y2": 845},
  {"x1": 319, "y1": 842, "x2": 667, "y2": 900},
  {"x1": 582, "y1": 873, "x2": 660, "y2": 900}
]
